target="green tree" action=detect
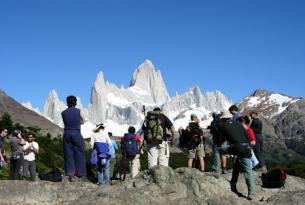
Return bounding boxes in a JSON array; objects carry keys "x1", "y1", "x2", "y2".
[{"x1": 0, "y1": 112, "x2": 13, "y2": 132}]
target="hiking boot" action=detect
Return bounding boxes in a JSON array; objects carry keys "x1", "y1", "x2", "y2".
[
  {"x1": 221, "y1": 169, "x2": 227, "y2": 174},
  {"x1": 247, "y1": 194, "x2": 255, "y2": 201},
  {"x1": 68, "y1": 176, "x2": 75, "y2": 182}
]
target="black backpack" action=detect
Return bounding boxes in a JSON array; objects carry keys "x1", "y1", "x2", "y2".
[
  {"x1": 38, "y1": 169, "x2": 63, "y2": 182},
  {"x1": 178, "y1": 129, "x2": 191, "y2": 149},
  {"x1": 188, "y1": 122, "x2": 203, "y2": 146},
  {"x1": 262, "y1": 169, "x2": 287, "y2": 188}
]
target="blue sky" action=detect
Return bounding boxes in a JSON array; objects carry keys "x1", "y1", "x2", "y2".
[{"x1": 1, "y1": 0, "x2": 304, "y2": 110}]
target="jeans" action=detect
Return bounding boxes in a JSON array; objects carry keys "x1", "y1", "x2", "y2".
[
  {"x1": 63, "y1": 130, "x2": 86, "y2": 177},
  {"x1": 254, "y1": 137, "x2": 265, "y2": 167},
  {"x1": 10, "y1": 154, "x2": 23, "y2": 180},
  {"x1": 212, "y1": 143, "x2": 230, "y2": 172},
  {"x1": 231, "y1": 157, "x2": 256, "y2": 196},
  {"x1": 23, "y1": 160, "x2": 36, "y2": 181},
  {"x1": 97, "y1": 158, "x2": 110, "y2": 185}
]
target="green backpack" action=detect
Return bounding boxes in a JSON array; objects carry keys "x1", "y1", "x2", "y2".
[{"x1": 144, "y1": 111, "x2": 164, "y2": 144}]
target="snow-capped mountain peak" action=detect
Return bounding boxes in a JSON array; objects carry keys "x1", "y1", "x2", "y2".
[
  {"x1": 239, "y1": 89, "x2": 300, "y2": 118},
  {"x1": 129, "y1": 59, "x2": 170, "y2": 105}
]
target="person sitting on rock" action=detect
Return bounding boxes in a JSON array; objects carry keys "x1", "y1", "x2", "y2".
[
  {"x1": 218, "y1": 110, "x2": 256, "y2": 200},
  {"x1": 186, "y1": 114, "x2": 205, "y2": 172}
]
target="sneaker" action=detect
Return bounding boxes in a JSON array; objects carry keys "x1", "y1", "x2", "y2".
[{"x1": 247, "y1": 194, "x2": 255, "y2": 201}]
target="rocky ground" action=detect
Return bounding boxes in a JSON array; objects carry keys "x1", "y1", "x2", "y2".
[{"x1": 0, "y1": 166, "x2": 305, "y2": 205}]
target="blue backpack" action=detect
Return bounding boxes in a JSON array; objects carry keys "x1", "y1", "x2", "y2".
[
  {"x1": 121, "y1": 133, "x2": 139, "y2": 158},
  {"x1": 94, "y1": 142, "x2": 110, "y2": 167}
]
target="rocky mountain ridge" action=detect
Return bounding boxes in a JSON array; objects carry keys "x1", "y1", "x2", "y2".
[{"x1": 0, "y1": 166, "x2": 304, "y2": 205}]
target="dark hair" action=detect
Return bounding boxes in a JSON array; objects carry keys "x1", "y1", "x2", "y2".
[
  {"x1": 13, "y1": 130, "x2": 21, "y2": 137},
  {"x1": 128, "y1": 126, "x2": 136, "y2": 134},
  {"x1": 153, "y1": 107, "x2": 161, "y2": 112},
  {"x1": 250, "y1": 110, "x2": 259, "y2": 115},
  {"x1": 237, "y1": 115, "x2": 251, "y2": 126},
  {"x1": 229, "y1": 105, "x2": 239, "y2": 112},
  {"x1": 108, "y1": 132, "x2": 113, "y2": 137},
  {"x1": 66, "y1": 95, "x2": 77, "y2": 107},
  {"x1": 243, "y1": 116, "x2": 251, "y2": 125},
  {"x1": 28, "y1": 133, "x2": 36, "y2": 138}
]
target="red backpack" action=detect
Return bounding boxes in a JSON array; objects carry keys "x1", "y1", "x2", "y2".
[{"x1": 262, "y1": 168, "x2": 287, "y2": 188}]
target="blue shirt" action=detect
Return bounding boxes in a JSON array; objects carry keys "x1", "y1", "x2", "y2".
[{"x1": 109, "y1": 139, "x2": 118, "y2": 158}]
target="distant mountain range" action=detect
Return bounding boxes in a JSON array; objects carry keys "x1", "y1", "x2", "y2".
[
  {"x1": 1, "y1": 59, "x2": 304, "y2": 163},
  {"x1": 23, "y1": 59, "x2": 232, "y2": 136}
]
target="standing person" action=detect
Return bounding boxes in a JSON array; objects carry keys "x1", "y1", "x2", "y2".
[
  {"x1": 229, "y1": 105, "x2": 241, "y2": 121},
  {"x1": 120, "y1": 126, "x2": 143, "y2": 180},
  {"x1": 108, "y1": 132, "x2": 118, "y2": 180},
  {"x1": 0, "y1": 128, "x2": 9, "y2": 164},
  {"x1": 143, "y1": 107, "x2": 175, "y2": 169},
  {"x1": 61, "y1": 95, "x2": 86, "y2": 181},
  {"x1": 90, "y1": 123, "x2": 112, "y2": 185},
  {"x1": 218, "y1": 110, "x2": 256, "y2": 201},
  {"x1": 250, "y1": 110, "x2": 266, "y2": 171},
  {"x1": 186, "y1": 114, "x2": 205, "y2": 171},
  {"x1": 209, "y1": 113, "x2": 228, "y2": 175},
  {"x1": 9, "y1": 130, "x2": 25, "y2": 180},
  {"x1": 23, "y1": 133, "x2": 39, "y2": 181}
]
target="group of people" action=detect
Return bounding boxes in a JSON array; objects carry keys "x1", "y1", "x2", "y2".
[
  {"x1": 0, "y1": 95, "x2": 265, "y2": 202},
  {"x1": 0, "y1": 128, "x2": 39, "y2": 181},
  {"x1": 208, "y1": 105, "x2": 265, "y2": 200},
  {"x1": 61, "y1": 95, "x2": 175, "y2": 185}
]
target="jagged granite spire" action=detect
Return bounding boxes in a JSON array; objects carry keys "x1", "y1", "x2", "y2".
[
  {"x1": 130, "y1": 59, "x2": 170, "y2": 105},
  {"x1": 43, "y1": 89, "x2": 66, "y2": 127}
]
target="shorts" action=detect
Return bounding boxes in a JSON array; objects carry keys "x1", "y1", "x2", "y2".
[{"x1": 188, "y1": 143, "x2": 205, "y2": 159}]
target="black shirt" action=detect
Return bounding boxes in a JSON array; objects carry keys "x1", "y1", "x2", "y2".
[
  {"x1": 219, "y1": 120, "x2": 250, "y2": 145},
  {"x1": 250, "y1": 118, "x2": 263, "y2": 135},
  {"x1": 158, "y1": 113, "x2": 173, "y2": 137}
]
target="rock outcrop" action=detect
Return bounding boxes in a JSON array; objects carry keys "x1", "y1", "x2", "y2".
[{"x1": 1, "y1": 166, "x2": 305, "y2": 205}]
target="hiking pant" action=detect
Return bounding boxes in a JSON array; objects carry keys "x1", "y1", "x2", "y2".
[
  {"x1": 97, "y1": 158, "x2": 110, "y2": 185},
  {"x1": 120, "y1": 154, "x2": 140, "y2": 178},
  {"x1": 212, "y1": 143, "x2": 230, "y2": 172},
  {"x1": 63, "y1": 130, "x2": 86, "y2": 177},
  {"x1": 231, "y1": 157, "x2": 256, "y2": 196},
  {"x1": 23, "y1": 160, "x2": 36, "y2": 181},
  {"x1": 147, "y1": 141, "x2": 169, "y2": 169},
  {"x1": 10, "y1": 154, "x2": 23, "y2": 180},
  {"x1": 254, "y1": 136, "x2": 265, "y2": 167},
  {"x1": 109, "y1": 157, "x2": 116, "y2": 179}
]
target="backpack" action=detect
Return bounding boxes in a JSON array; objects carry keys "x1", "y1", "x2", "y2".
[
  {"x1": 38, "y1": 169, "x2": 62, "y2": 182},
  {"x1": 188, "y1": 122, "x2": 203, "y2": 147},
  {"x1": 121, "y1": 133, "x2": 139, "y2": 158},
  {"x1": 262, "y1": 169, "x2": 287, "y2": 188},
  {"x1": 178, "y1": 129, "x2": 191, "y2": 149},
  {"x1": 94, "y1": 142, "x2": 110, "y2": 167},
  {"x1": 144, "y1": 111, "x2": 164, "y2": 143}
]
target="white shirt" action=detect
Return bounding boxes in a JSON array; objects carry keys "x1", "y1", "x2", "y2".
[
  {"x1": 90, "y1": 130, "x2": 112, "y2": 149},
  {"x1": 23, "y1": 141, "x2": 39, "y2": 161}
]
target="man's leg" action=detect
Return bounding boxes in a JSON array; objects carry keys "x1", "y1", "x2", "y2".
[
  {"x1": 29, "y1": 161, "x2": 36, "y2": 181},
  {"x1": 158, "y1": 141, "x2": 169, "y2": 167},
  {"x1": 63, "y1": 132, "x2": 75, "y2": 177},
  {"x1": 240, "y1": 157, "x2": 256, "y2": 199},
  {"x1": 147, "y1": 145, "x2": 158, "y2": 169},
  {"x1": 71, "y1": 131, "x2": 86, "y2": 177}
]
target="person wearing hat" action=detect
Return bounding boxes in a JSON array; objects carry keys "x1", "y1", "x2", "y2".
[
  {"x1": 61, "y1": 95, "x2": 86, "y2": 181},
  {"x1": 9, "y1": 130, "x2": 25, "y2": 180},
  {"x1": 218, "y1": 110, "x2": 256, "y2": 201},
  {"x1": 186, "y1": 114, "x2": 205, "y2": 171},
  {"x1": 90, "y1": 123, "x2": 112, "y2": 185}
]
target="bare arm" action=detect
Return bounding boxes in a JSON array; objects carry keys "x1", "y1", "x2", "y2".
[
  {"x1": 80, "y1": 111, "x2": 85, "y2": 124},
  {"x1": 170, "y1": 126, "x2": 175, "y2": 138}
]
